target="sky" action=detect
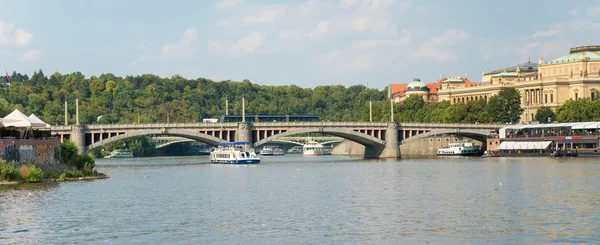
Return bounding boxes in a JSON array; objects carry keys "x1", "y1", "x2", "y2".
[{"x1": 0, "y1": 0, "x2": 599, "y2": 89}]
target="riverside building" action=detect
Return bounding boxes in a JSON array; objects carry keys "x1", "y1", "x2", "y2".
[{"x1": 390, "y1": 45, "x2": 600, "y2": 122}]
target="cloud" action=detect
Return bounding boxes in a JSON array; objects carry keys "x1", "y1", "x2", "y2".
[
  {"x1": 209, "y1": 32, "x2": 267, "y2": 54},
  {"x1": 244, "y1": 5, "x2": 286, "y2": 24},
  {"x1": 15, "y1": 29, "x2": 32, "y2": 47},
  {"x1": 0, "y1": 21, "x2": 34, "y2": 47},
  {"x1": 22, "y1": 49, "x2": 42, "y2": 61},
  {"x1": 230, "y1": 32, "x2": 266, "y2": 53},
  {"x1": 344, "y1": 53, "x2": 373, "y2": 71},
  {"x1": 416, "y1": 29, "x2": 470, "y2": 62},
  {"x1": 351, "y1": 30, "x2": 411, "y2": 49},
  {"x1": 136, "y1": 43, "x2": 148, "y2": 50},
  {"x1": 588, "y1": 6, "x2": 600, "y2": 15},
  {"x1": 569, "y1": 8, "x2": 579, "y2": 16},
  {"x1": 279, "y1": 20, "x2": 331, "y2": 41},
  {"x1": 348, "y1": 17, "x2": 396, "y2": 36},
  {"x1": 341, "y1": 0, "x2": 357, "y2": 8},
  {"x1": 158, "y1": 27, "x2": 198, "y2": 59},
  {"x1": 214, "y1": 0, "x2": 241, "y2": 10},
  {"x1": 531, "y1": 29, "x2": 560, "y2": 38}
]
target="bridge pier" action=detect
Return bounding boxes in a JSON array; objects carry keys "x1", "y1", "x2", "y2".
[
  {"x1": 379, "y1": 122, "x2": 401, "y2": 158},
  {"x1": 71, "y1": 125, "x2": 87, "y2": 154},
  {"x1": 237, "y1": 122, "x2": 252, "y2": 145}
]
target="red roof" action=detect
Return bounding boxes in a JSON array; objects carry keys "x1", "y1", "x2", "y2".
[
  {"x1": 389, "y1": 84, "x2": 407, "y2": 98},
  {"x1": 389, "y1": 77, "x2": 480, "y2": 102}
]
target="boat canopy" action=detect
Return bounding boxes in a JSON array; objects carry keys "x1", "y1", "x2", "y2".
[
  {"x1": 218, "y1": 142, "x2": 250, "y2": 146},
  {"x1": 498, "y1": 141, "x2": 552, "y2": 150}
]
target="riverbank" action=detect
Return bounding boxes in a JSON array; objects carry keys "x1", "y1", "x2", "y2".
[
  {"x1": 0, "y1": 161, "x2": 108, "y2": 185},
  {"x1": 0, "y1": 174, "x2": 109, "y2": 186}
]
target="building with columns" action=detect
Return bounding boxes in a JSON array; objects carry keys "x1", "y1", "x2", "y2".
[{"x1": 392, "y1": 44, "x2": 600, "y2": 122}]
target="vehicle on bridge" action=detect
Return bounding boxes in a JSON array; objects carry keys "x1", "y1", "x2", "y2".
[
  {"x1": 209, "y1": 142, "x2": 260, "y2": 164},
  {"x1": 219, "y1": 115, "x2": 320, "y2": 123}
]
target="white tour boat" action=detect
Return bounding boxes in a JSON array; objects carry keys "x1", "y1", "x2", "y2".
[
  {"x1": 104, "y1": 149, "x2": 134, "y2": 159},
  {"x1": 437, "y1": 142, "x2": 481, "y2": 156},
  {"x1": 209, "y1": 142, "x2": 260, "y2": 164},
  {"x1": 260, "y1": 146, "x2": 285, "y2": 156},
  {"x1": 303, "y1": 141, "x2": 324, "y2": 156}
]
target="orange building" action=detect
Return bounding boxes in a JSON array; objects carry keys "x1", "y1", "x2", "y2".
[{"x1": 390, "y1": 76, "x2": 477, "y2": 103}]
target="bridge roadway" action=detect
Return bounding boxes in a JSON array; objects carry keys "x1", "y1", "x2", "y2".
[
  {"x1": 51, "y1": 122, "x2": 504, "y2": 158},
  {"x1": 150, "y1": 136, "x2": 345, "y2": 148}
]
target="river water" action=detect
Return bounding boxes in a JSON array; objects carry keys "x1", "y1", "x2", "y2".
[{"x1": 1, "y1": 155, "x2": 599, "y2": 244}]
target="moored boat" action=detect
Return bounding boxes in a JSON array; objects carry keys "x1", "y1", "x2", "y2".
[
  {"x1": 437, "y1": 142, "x2": 481, "y2": 156},
  {"x1": 209, "y1": 142, "x2": 260, "y2": 164},
  {"x1": 303, "y1": 141, "x2": 324, "y2": 156},
  {"x1": 260, "y1": 146, "x2": 285, "y2": 156},
  {"x1": 104, "y1": 149, "x2": 134, "y2": 159}
]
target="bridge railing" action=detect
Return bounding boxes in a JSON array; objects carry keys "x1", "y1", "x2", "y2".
[
  {"x1": 254, "y1": 122, "x2": 389, "y2": 127},
  {"x1": 51, "y1": 122, "x2": 507, "y2": 131}
]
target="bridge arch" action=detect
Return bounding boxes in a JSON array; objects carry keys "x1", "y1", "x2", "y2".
[
  {"x1": 401, "y1": 128, "x2": 493, "y2": 144},
  {"x1": 254, "y1": 128, "x2": 385, "y2": 148},
  {"x1": 88, "y1": 129, "x2": 225, "y2": 150}
]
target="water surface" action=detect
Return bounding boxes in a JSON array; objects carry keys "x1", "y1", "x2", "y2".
[{"x1": 1, "y1": 155, "x2": 599, "y2": 244}]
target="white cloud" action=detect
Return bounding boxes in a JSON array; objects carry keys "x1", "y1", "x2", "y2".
[
  {"x1": 531, "y1": 29, "x2": 560, "y2": 38},
  {"x1": 351, "y1": 30, "x2": 411, "y2": 49},
  {"x1": 209, "y1": 32, "x2": 267, "y2": 54},
  {"x1": 158, "y1": 27, "x2": 198, "y2": 59},
  {"x1": 588, "y1": 6, "x2": 600, "y2": 15},
  {"x1": 160, "y1": 44, "x2": 171, "y2": 55},
  {"x1": 136, "y1": 43, "x2": 148, "y2": 50},
  {"x1": 230, "y1": 32, "x2": 266, "y2": 53},
  {"x1": 344, "y1": 53, "x2": 373, "y2": 71},
  {"x1": 0, "y1": 21, "x2": 34, "y2": 47},
  {"x1": 416, "y1": 29, "x2": 470, "y2": 62},
  {"x1": 341, "y1": 0, "x2": 357, "y2": 8},
  {"x1": 15, "y1": 29, "x2": 32, "y2": 47},
  {"x1": 348, "y1": 17, "x2": 396, "y2": 36},
  {"x1": 208, "y1": 40, "x2": 227, "y2": 52},
  {"x1": 244, "y1": 5, "x2": 286, "y2": 24},
  {"x1": 22, "y1": 49, "x2": 42, "y2": 61},
  {"x1": 569, "y1": 8, "x2": 579, "y2": 16},
  {"x1": 279, "y1": 20, "x2": 331, "y2": 41},
  {"x1": 214, "y1": 0, "x2": 241, "y2": 10}
]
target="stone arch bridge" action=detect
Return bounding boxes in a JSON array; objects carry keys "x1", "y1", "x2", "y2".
[{"x1": 51, "y1": 122, "x2": 503, "y2": 158}]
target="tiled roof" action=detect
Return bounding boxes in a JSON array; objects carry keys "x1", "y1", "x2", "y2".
[
  {"x1": 390, "y1": 84, "x2": 407, "y2": 98},
  {"x1": 544, "y1": 51, "x2": 600, "y2": 65},
  {"x1": 484, "y1": 61, "x2": 538, "y2": 75}
]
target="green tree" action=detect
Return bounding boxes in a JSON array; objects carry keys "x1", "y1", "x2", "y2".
[
  {"x1": 535, "y1": 106, "x2": 556, "y2": 123},
  {"x1": 487, "y1": 87, "x2": 523, "y2": 123}
]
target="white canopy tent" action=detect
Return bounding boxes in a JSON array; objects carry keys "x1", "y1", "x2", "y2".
[
  {"x1": 498, "y1": 141, "x2": 552, "y2": 150},
  {"x1": 1, "y1": 109, "x2": 46, "y2": 128},
  {"x1": 28, "y1": 114, "x2": 51, "y2": 129}
]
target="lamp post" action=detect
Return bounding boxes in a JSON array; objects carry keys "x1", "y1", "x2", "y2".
[{"x1": 242, "y1": 95, "x2": 246, "y2": 123}]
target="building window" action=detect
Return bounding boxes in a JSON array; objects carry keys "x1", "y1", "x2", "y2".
[
  {"x1": 550, "y1": 94, "x2": 554, "y2": 103},
  {"x1": 545, "y1": 94, "x2": 548, "y2": 104},
  {"x1": 575, "y1": 93, "x2": 579, "y2": 100},
  {"x1": 592, "y1": 92, "x2": 596, "y2": 101}
]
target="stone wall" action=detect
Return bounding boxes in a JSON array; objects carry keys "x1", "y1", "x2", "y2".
[
  {"x1": 0, "y1": 138, "x2": 61, "y2": 165},
  {"x1": 331, "y1": 136, "x2": 484, "y2": 158}
]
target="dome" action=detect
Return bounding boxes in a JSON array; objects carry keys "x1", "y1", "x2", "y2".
[{"x1": 407, "y1": 78, "x2": 426, "y2": 89}]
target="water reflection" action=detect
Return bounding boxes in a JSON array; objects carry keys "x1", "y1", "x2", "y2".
[{"x1": 0, "y1": 156, "x2": 599, "y2": 244}]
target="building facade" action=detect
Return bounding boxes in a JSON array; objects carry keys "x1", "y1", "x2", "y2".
[{"x1": 391, "y1": 45, "x2": 600, "y2": 122}]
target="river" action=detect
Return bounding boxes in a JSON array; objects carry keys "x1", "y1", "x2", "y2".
[{"x1": 1, "y1": 155, "x2": 599, "y2": 244}]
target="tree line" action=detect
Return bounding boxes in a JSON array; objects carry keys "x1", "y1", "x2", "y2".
[{"x1": 0, "y1": 70, "x2": 594, "y2": 124}]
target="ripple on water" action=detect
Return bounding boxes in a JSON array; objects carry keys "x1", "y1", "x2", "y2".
[{"x1": 1, "y1": 156, "x2": 599, "y2": 244}]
